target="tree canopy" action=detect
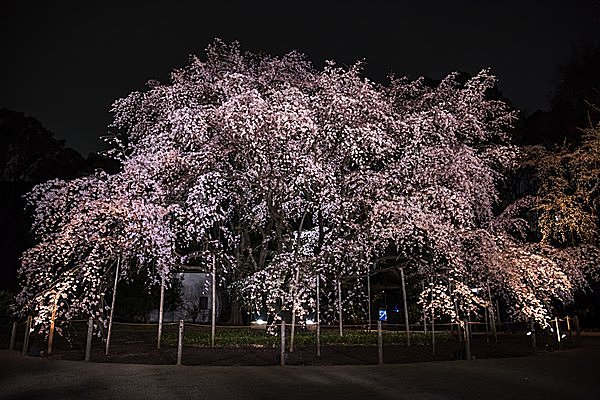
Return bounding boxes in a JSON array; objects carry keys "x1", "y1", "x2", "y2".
[{"x1": 16, "y1": 41, "x2": 598, "y2": 333}]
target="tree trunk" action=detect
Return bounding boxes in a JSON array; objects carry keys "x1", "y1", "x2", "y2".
[{"x1": 227, "y1": 299, "x2": 243, "y2": 325}]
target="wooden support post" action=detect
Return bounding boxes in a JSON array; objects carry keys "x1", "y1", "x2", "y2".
[
  {"x1": 377, "y1": 320, "x2": 383, "y2": 364},
  {"x1": 338, "y1": 278, "x2": 343, "y2": 337},
  {"x1": 430, "y1": 285, "x2": 435, "y2": 357},
  {"x1": 85, "y1": 316, "x2": 93, "y2": 361},
  {"x1": 554, "y1": 317, "x2": 561, "y2": 349},
  {"x1": 487, "y1": 283, "x2": 497, "y2": 343},
  {"x1": 448, "y1": 282, "x2": 455, "y2": 338},
  {"x1": 490, "y1": 306, "x2": 498, "y2": 343},
  {"x1": 454, "y1": 301, "x2": 463, "y2": 343},
  {"x1": 290, "y1": 262, "x2": 304, "y2": 353},
  {"x1": 280, "y1": 319, "x2": 286, "y2": 366},
  {"x1": 484, "y1": 307, "x2": 490, "y2": 345},
  {"x1": 106, "y1": 257, "x2": 120, "y2": 355},
  {"x1": 495, "y1": 299, "x2": 501, "y2": 326},
  {"x1": 367, "y1": 270, "x2": 371, "y2": 332},
  {"x1": 566, "y1": 316, "x2": 573, "y2": 343},
  {"x1": 22, "y1": 316, "x2": 32, "y2": 356},
  {"x1": 400, "y1": 267, "x2": 410, "y2": 346},
  {"x1": 9, "y1": 321, "x2": 17, "y2": 351},
  {"x1": 529, "y1": 319, "x2": 536, "y2": 355},
  {"x1": 422, "y1": 281, "x2": 427, "y2": 334},
  {"x1": 48, "y1": 292, "x2": 59, "y2": 356},
  {"x1": 290, "y1": 306, "x2": 296, "y2": 353},
  {"x1": 157, "y1": 280, "x2": 165, "y2": 349},
  {"x1": 464, "y1": 319, "x2": 472, "y2": 360},
  {"x1": 316, "y1": 273, "x2": 321, "y2": 357},
  {"x1": 431, "y1": 309, "x2": 435, "y2": 357},
  {"x1": 177, "y1": 319, "x2": 184, "y2": 366},
  {"x1": 211, "y1": 254, "x2": 216, "y2": 348}
]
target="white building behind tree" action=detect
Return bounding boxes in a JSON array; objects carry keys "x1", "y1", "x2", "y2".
[{"x1": 148, "y1": 271, "x2": 221, "y2": 323}]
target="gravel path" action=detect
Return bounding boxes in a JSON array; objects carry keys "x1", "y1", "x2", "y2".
[{"x1": 1, "y1": 338, "x2": 599, "y2": 400}]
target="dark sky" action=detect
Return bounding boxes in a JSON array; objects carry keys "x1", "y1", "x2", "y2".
[{"x1": 1, "y1": 1, "x2": 599, "y2": 155}]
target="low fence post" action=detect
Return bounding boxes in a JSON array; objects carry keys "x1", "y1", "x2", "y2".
[
  {"x1": 9, "y1": 321, "x2": 17, "y2": 351},
  {"x1": 566, "y1": 316, "x2": 573, "y2": 343},
  {"x1": 22, "y1": 316, "x2": 32, "y2": 356},
  {"x1": 280, "y1": 319, "x2": 286, "y2": 366},
  {"x1": 177, "y1": 320, "x2": 184, "y2": 366},
  {"x1": 85, "y1": 316, "x2": 93, "y2": 361},
  {"x1": 377, "y1": 320, "x2": 383, "y2": 364}
]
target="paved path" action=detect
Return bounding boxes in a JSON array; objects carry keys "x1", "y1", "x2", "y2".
[{"x1": 1, "y1": 340, "x2": 599, "y2": 400}]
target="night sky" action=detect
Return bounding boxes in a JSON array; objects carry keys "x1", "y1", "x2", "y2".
[{"x1": 2, "y1": 1, "x2": 599, "y2": 155}]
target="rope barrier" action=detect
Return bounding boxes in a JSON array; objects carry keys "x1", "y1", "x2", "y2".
[
  {"x1": 8, "y1": 315, "x2": 578, "y2": 330},
  {"x1": 186, "y1": 323, "x2": 254, "y2": 329},
  {"x1": 112, "y1": 321, "x2": 179, "y2": 326}
]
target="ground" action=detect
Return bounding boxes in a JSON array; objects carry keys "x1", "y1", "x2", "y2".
[
  {"x1": 1, "y1": 322, "x2": 558, "y2": 366},
  {"x1": 48, "y1": 333, "x2": 543, "y2": 366},
  {"x1": 1, "y1": 336, "x2": 599, "y2": 399}
]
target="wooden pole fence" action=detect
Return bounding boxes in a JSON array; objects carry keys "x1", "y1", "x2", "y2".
[
  {"x1": 400, "y1": 267, "x2": 410, "y2": 347},
  {"x1": 316, "y1": 273, "x2": 321, "y2": 358},
  {"x1": 106, "y1": 256, "x2": 120, "y2": 355},
  {"x1": 177, "y1": 319, "x2": 184, "y2": 366},
  {"x1": 377, "y1": 320, "x2": 383, "y2": 364},
  {"x1": 85, "y1": 316, "x2": 93, "y2": 361},
  {"x1": 280, "y1": 319, "x2": 286, "y2": 366},
  {"x1": 157, "y1": 280, "x2": 165, "y2": 349}
]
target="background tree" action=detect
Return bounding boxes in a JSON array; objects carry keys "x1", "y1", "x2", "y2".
[
  {"x1": 517, "y1": 43, "x2": 600, "y2": 147},
  {"x1": 0, "y1": 109, "x2": 88, "y2": 294},
  {"x1": 533, "y1": 117, "x2": 599, "y2": 247}
]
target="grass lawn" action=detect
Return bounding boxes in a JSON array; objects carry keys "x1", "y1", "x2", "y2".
[{"x1": 164, "y1": 327, "x2": 453, "y2": 348}]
